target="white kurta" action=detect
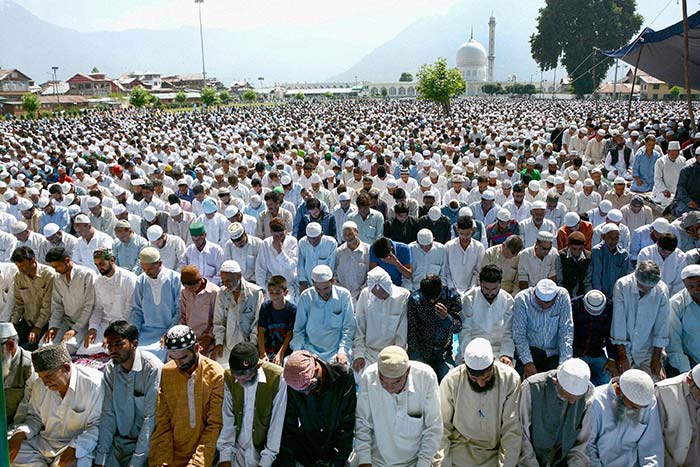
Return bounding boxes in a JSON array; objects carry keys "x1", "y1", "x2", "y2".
[
  {"x1": 444, "y1": 238, "x2": 485, "y2": 295},
  {"x1": 354, "y1": 361, "x2": 443, "y2": 467},
  {"x1": 637, "y1": 245, "x2": 687, "y2": 295},
  {"x1": 353, "y1": 285, "x2": 410, "y2": 364},
  {"x1": 73, "y1": 231, "x2": 114, "y2": 274},
  {"x1": 459, "y1": 287, "x2": 515, "y2": 361},
  {"x1": 255, "y1": 235, "x2": 298, "y2": 299}
]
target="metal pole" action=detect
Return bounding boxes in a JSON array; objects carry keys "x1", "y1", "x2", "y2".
[
  {"x1": 552, "y1": 61, "x2": 557, "y2": 98},
  {"x1": 196, "y1": 0, "x2": 207, "y2": 89},
  {"x1": 682, "y1": 0, "x2": 697, "y2": 133},
  {"x1": 627, "y1": 41, "x2": 644, "y2": 123},
  {"x1": 592, "y1": 47, "x2": 599, "y2": 115},
  {"x1": 612, "y1": 59, "x2": 619, "y2": 100},
  {"x1": 0, "y1": 347, "x2": 9, "y2": 467}
]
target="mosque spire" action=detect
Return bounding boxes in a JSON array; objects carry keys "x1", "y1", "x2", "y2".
[{"x1": 470, "y1": 25, "x2": 473, "y2": 40}]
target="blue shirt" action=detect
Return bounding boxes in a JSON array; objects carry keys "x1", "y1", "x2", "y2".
[
  {"x1": 631, "y1": 149, "x2": 661, "y2": 192},
  {"x1": 591, "y1": 242, "x2": 630, "y2": 298},
  {"x1": 297, "y1": 235, "x2": 337, "y2": 285},
  {"x1": 39, "y1": 206, "x2": 71, "y2": 232},
  {"x1": 369, "y1": 240, "x2": 411, "y2": 286},
  {"x1": 512, "y1": 287, "x2": 574, "y2": 364},
  {"x1": 291, "y1": 285, "x2": 356, "y2": 360},
  {"x1": 114, "y1": 234, "x2": 149, "y2": 274},
  {"x1": 630, "y1": 224, "x2": 655, "y2": 260}
]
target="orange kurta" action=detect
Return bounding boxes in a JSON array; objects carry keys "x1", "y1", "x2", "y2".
[
  {"x1": 149, "y1": 355, "x2": 224, "y2": 467},
  {"x1": 556, "y1": 221, "x2": 593, "y2": 251}
]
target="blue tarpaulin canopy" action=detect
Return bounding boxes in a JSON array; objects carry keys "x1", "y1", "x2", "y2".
[{"x1": 601, "y1": 10, "x2": 700, "y2": 89}]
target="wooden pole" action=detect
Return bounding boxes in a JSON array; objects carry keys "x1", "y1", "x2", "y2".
[
  {"x1": 627, "y1": 40, "x2": 644, "y2": 123},
  {"x1": 682, "y1": 0, "x2": 697, "y2": 133}
]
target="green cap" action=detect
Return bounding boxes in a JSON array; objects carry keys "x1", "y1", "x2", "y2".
[
  {"x1": 273, "y1": 186, "x2": 284, "y2": 195},
  {"x1": 189, "y1": 222, "x2": 205, "y2": 236}
]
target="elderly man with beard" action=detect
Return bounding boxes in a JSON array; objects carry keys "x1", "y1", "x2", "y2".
[
  {"x1": 80, "y1": 248, "x2": 137, "y2": 356},
  {"x1": 334, "y1": 221, "x2": 369, "y2": 304},
  {"x1": 656, "y1": 363, "x2": 700, "y2": 466},
  {"x1": 43, "y1": 222, "x2": 79, "y2": 257},
  {"x1": 354, "y1": 346, "x2": 442, "y2": 467},
  {"x1": 587, "y1": 369, "x2": 663, "y2": 467},
  {"x1": 216, "y1": 342, "x2": 287, "y2": 467},
  {"x1": 1, "y1": 322, "x2": 35, "y2": 425},
  {"x1": 8, "y1": 344, "x2": 104, "y2": 467},
  {"x1": 519, "y1": 358, "x2": 594, "y2": 467},
  {"x1": 612, "y1": 260, "x2": 670, "y2": 381},
  {"x1": 94, "y1": 321, "x2": 163, "y2": 467},
  {"x1": 149, "y1": 325, "x2": 224, "y2": 467},
  {"x1": 223, "y1": 222, "x2": 262, "y2": 284},
  {"x1": 185, "y1": 222, "x2": 224, "y2": 286},
  {"x1": 459, "y1": 265, "x2": 515, "y2": 367},
  {"x1": 667, "y1": 264, "x2": 700, "y2": 376},
  {"x1": 435, "y1": 338, "x2": 521, "y2": 467},
  {"x1": 352, "y1": 267, "x2": 410, "y2": 376},
  {"x1": 212, "y1": 260, "x2": 264, "y2": 367},
  {"x1": 277, "y1": 350, "x2": 356, "y2": 467}
]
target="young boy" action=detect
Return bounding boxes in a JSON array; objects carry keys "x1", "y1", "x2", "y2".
[{"x1": 257, "y1": 275, "x2": 296, "y2": 365}]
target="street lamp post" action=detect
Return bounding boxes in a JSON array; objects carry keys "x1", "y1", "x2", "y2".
[
  {"x1": 51, "y1": 66, "x2": 60, "y2": 107},
  {"x1": 195, "y1": 0, "x2": 207, "y2": 89}
]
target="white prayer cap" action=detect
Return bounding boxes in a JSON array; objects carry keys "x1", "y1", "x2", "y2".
[
  {"x1": 607, "y1": 209, "x2": 623, "y2": 223},
  {"x1": 0, "y1": 322, "x2": 18, "y2": 339},
  {"x1": 224, "y1": 205, "x2": 239, "y2": 218},
  {"x1": 599, "y1": 199, "x2": 613, "y2": 213},
  {"x1": 536, "y1": 230, "x2": 554, "y2": 242},
  {"x1": 554, "y1": 176, "x2": 565, "y2": 185},
  {"x1": 568, "y1": 171, "x2": 579, "y2": 180},
  {"x1": 305, "y1": 222, "x2": 322, "y2": 238},
  {"x1": 613, "y1": 176, "x2": 626, "y2": 185},
  {"x1": 496, "y1": 208, "x2": 511, "y2": 222},
  {"x1": 281, "y1": 174, "x2": 292, "y2": 185},
  {"x1": 112, "y1": 185, "x2": 126, "y2": 197},
  {"x1": 564, "y1": 212, "x2": 580, "y2": 228},
  {"x1": 131, "y1": 178, "x2": 145, "y2": 187},
  {"x1": 311, "y1": 265, "x2": 333, "y2": 283},
  {"x1": 481, "y1": 189, "x2": 496, "y2": 201},
  {"x1": 115, "y1": 219, "x2": 131, "y2": 230},
  {"x1": 113, "y1": 204, "x2": 127, "y2": 216},
  {"x1": 143, "y1": 206, "x2": 157, "y2": 222},
  {"x1": 692, "y1": 363, "x2": 700, "y2": 387},
  {"x1": 463, "y1": 337, "x2": 495, "y2": 371},
  {"x1": 3, "y1": 190, "x2": 15, "y2": 201},
  {"x1": 601, "y1": 223, "x2": 620, "y2": 235},
  {"x1": 309, "y1": 174, "x2": 322, "y2": 184},
  {"x1": 668, "y1": 141, "x2": 681, "y2": 151},
  {"x1": 43, "y1": 223, "x2": 60, "y2": 238},
  {"x1": 506, "y1": 162, "x2": 516, "y2": 170},
  {"x1": 531, "y1": 200, "x2": 546, "y2": 210},
  {"x1": 528, "y1": 180, "x2": 541, "y2": 192},
  {"x1": 86, "y1": 196, "x2": 101, "y2": 209},
  {"x1": 139, "y1": 247, "x2": 161, "y2": 264},
  {"x1": 168, "y1": 204, "x2": 183, "y2": 217},
  {"x1": 596, "y1": 129, "x2": 605, "y2": 136},
  {"x1": 367, "y1": 267, "x2": 392, "y2": 295},
  {"x1": 420, "y1": 177, "x2": 432, "y2": 188},
  {"x1": 228, "y1": 222, "x2": 245, "y2": 241},
  {"x1": 651, "y1": 218, "x2": 670, "y2": 234},
  {"x1": 583, "y1": 178, "x2": 594, "y2": 187},
  {"x1": 386, "y1": 179, "x2": 397, "y2": 188},
  {"x1": 37, "y1": 197, "x2": 51, "y2": 209},
  {"x1": 557, "y1": 358, "x2": 591, "y2": 396},
  {"x1": 488, "y1": 170, "x2": 498, "y2": 178},
  {"x1": 459, "y1": 206, "x2": 473, "y2": 218},
  {"x1": 583, "y1": 290, "x2": 607, "y2": 315},
  {"x1": 220, "y1": 260, "x2": 241, "y2": 273},
  {"x1": 417, "y1": 228, "x2": 433, "y2": 246},
  {"x1": 619, "y1": 369, "x2": 654, "y2": 406},
  {"x1": 146, "y1": 225, "x2": 164, "y2": 242},
  {"x1": 535, "y1": 279, "x2": 558, "y2": 301},
  {"x1": 338, "y1": 192, "x2": 351, "y2": 202},
  {"x1": 428, "y1": 206, "x2": 442, "y2": 221},
  {"x1": 342, "y1": 221, "x2": 357, "y2": 231},
  {"x1": 681, "y1": 264, "x2": 700, "y2": 280},
  {"x1": 73, "y1": 214, "x2": 91, "y2": 225}
]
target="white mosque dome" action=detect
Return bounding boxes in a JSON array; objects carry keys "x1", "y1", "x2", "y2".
[{"x1": 456, "y1": 37, "x2": 488, "y2": 68}]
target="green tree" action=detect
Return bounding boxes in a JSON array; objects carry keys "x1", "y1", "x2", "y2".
[
  {"x1": 399, "y1": 72, "x2": 413, "y2": 82},
  {"x1": 218, "y1": 90, "x2": 231, "y2": 104},
  {"x1": 129, "y1": 86, "x2": 151, "y2": 108},
  {"x1": 530, "y1": 0, "x2": 642, "y2": 96},
  {"x1": 242, "y1": 90, "x2": 257, "y2": 102},
  {"x1": 91, "y1": 66, "x2": 100, "y2": 74},
  {"x1": 150, "y1": 95, "x2": 162, "y2": 108},
  {"x1": 416, "y1": 57, "x2": 466, "y2": 115},
  {"x1": 324, "y1": 91, "x2": 334, "y2": 99},
  {"x1": 482, "y1": 83, "x2": 504, "y2": 95},
  {"x1": 21, "y1": 93, "x2": 41, "y2": 116},
  {"x1": 669, "y1": 86, "x2": 683, "y2": 100},
  {"x1": 294, "y1": 92, "x2": 305, "y2": 101},
  {"x1": 380, "y1": 88, "x2": 388, "y2": 97},
  {"x1": 201, "y1": 86, "x2": 219, "y2": 106},
  {"x1": 175, "y1": 91, "x2": 188, "y2": 106}
]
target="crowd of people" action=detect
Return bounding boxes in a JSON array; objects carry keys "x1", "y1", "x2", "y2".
[{"x1": 0, "y1": 97, "x2": 699, "y2": 466}]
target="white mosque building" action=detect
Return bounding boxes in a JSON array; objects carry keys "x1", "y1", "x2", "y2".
[{"x1": 456, "y1": 15, "x2": 496, "y2": 95}]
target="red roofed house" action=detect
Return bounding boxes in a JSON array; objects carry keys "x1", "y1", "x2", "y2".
[{"x1": 66, "y1": 72, "x2": 125, "y2": 97}]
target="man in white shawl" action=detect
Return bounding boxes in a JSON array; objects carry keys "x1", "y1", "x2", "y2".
[{"x1": 352, "y1": 267, "x2": 410, "y2": 377}]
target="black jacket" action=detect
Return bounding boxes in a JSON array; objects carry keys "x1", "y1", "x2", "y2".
[{"x1": 276, "y1": 360, "x2": 356, "y2": 466}]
